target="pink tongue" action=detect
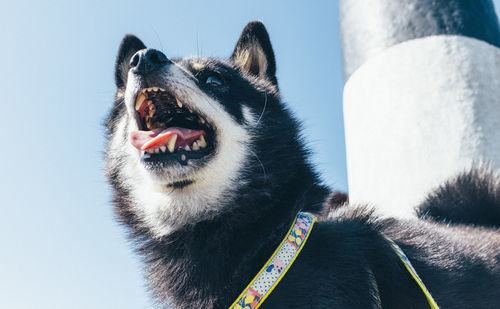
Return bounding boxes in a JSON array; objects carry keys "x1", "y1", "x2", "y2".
[{"x1": 130, "y1": 127, "x2": 205, "y2": 151}]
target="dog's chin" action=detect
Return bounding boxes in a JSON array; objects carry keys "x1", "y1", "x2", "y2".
[
  {"x1": 140, "y1": 152, "x2": 217, "y2": 189},
  {"x1": 141, "y1": 164, "x2": 196, "y2": 186}
]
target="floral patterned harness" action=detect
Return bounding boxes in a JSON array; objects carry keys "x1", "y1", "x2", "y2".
[{"x1": 228, "y1": 212, "x2": 439, "y2": 309}]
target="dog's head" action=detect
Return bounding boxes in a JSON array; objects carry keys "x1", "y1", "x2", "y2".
[{"x1": 106, "y1": 21, "x2": 305, "y2": 237}]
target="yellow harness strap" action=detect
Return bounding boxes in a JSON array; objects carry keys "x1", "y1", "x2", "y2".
[
  {"x1": 385, "y1": 237, "x2": 440, "y2": 309},
  {"x1": 229, "y1": 212, "x2": 316, "y2": 309}
]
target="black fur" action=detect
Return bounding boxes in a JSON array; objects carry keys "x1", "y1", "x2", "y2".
[
  {"x1": 418, "y1": 168, "x2": 500, "y2": 228},
  {"x1": 105, "y1": 21, "x2": 500, "y2": 308}
]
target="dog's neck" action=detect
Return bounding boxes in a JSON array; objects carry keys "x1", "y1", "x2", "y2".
[{"x1": 134, "y1": 166, "x2": 328, "y2": 308}]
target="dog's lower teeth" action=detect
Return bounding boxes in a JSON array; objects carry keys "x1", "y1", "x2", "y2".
[
  {"x1": 184, "y1": 145, "x2": 191, "y2": 151},
  {"x1": 160, "y1": 146, "x2": 166, "y2": 152},
  {"x1": 167, "y1": 134, "x2": 177, "y2": 153},
  {"x1": 198, "y1": 135, "x2": 207, "y2": 148},
  {"x1": 192, "y1": 142, "x2": 199, "y2": 151}
]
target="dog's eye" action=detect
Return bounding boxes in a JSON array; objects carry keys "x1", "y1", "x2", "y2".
[{"x1": 205, "y1": 75, "x2": 223, "y2": 87}]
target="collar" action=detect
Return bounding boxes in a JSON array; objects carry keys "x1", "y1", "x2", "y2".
[{"x1": 229, "y1": 212, "x2": 317, "y2": 309}]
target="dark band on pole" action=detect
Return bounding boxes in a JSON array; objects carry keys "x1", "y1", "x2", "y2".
[{"x1": 339, "y1": 0, "x2": 500, "y2": 80}]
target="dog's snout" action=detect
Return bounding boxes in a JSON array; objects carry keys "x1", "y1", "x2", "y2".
[{"x1": 130, "y1": 49, "x2": 170, "y2": 75}]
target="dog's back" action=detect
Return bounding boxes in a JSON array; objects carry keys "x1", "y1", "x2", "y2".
[{"x1": 264, "y1": 168, "x2": 500, "y2": 308}]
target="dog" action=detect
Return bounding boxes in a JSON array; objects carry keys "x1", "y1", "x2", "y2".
[{"x1": 105, "y1": 21, "x2": 500, "y2": 308}]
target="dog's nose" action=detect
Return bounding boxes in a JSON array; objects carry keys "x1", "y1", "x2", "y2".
[{"x1": 130, "y1": 48, "x2": 170, "y2": 75}]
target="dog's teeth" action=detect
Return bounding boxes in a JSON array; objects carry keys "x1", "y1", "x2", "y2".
[
  {"x1": 160, "y1": 146, "x2": 166, "y2": 153},
  {"x1": 135, "y1": 93, "x2": 147, "y2": 111},
  {"x1": 167, "y1": 134, "x2": 177, "y2": 153},
  {"x1": 154, "y1": 148, "x2": 160, "y2": 153},
  {"x1": 192, "y1": 141, "x2": 199, "y2": 151},
  {"x1": 198, "y1": 135, "x2": 207, "y2": 148},
  {"x1": 199, "y1": 116, "x2": 205, "y2": 124},
  {"x1": 147, "y1": 149, "x2": 154, "y2": 154},
  {"x1": 176, "y1": 97, "x2": 183, "y2": 108},
  {"x1": 148, "y1": 108, "x2": 155, "y2": 117},
  {"x1": 184, "y1": 145, "x2": 191, "y2": 151}
]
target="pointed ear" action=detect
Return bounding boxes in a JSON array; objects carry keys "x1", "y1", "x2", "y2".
[
  {"x1": 231, "y1": 21, "x2": 277, "y2": 85},
  {"x1": 115, "y1": 34, "x2": 146, "y2": 88}
]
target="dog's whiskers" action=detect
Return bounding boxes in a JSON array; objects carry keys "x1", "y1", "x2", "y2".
[
  {"x1": 249, "y1": 149, "x2": 267, "y2": 182},
  {"x1": 256, "y1": 90, "x2": 267, "y2": 125}
]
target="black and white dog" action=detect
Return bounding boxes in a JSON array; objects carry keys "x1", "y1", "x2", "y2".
[{"x1": 105, "y1": 21, "x2": 500, "y2": 308}]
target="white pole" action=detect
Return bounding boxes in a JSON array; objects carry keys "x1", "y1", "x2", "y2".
[{"x1": 339, "y1": 0, "x2": 500, "y2": 218}]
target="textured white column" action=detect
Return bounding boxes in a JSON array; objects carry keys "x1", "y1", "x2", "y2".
[{"x1": 343, "y1": 35, "x2": 500, "y2": 218}]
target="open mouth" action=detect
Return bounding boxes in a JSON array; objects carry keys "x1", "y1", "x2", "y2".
[{"x1": 129, "y1": 87, "x2": 215, "y2": 166}]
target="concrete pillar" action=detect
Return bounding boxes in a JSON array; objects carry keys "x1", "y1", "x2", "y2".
[{"x1": 339, "y1": 0, "x2": 500, "y2": 218}]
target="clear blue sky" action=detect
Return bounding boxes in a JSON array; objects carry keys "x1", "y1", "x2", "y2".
[{"x1": 1, "y1": 1, "x2": 499, "y2": 308}]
